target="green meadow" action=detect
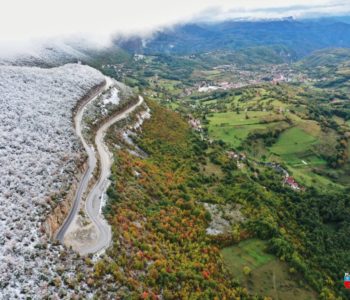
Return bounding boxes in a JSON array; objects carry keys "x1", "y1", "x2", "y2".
[
  {"x1": 208, "y1": 111, "x2": 283, "y2": 147},
  {"x1": 209, "y1": 124, "x2": 268, "y2": 148},
  {"x1": 209, "y1": 111, "x2": 277, "y2": 126},
  {"x1": 221, "y1": 239, "x2": 274, "y2": 277},
  {"x1": 270, "y1": 127, "x2": 317, "y2": 157},
  {"x1": 221, "y1": 239, "x2": 317, "y2": 299}
]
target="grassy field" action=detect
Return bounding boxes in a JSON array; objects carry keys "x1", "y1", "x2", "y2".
[
  {"x1": 209, "y1": 123, "x2": 268, "y2": 147},
  {"x1": 202, "y1": 99, "x2": 219, "y2": 105},
  {"x1": 208, "y1": 111, "x2": 278, "y2": 126},
  {"x1": 270, "y1": 99, "x2": 289, "y2": 108},
  {"x1": 192, "y1": 69, "x2": 222, "y2": 79},
  {"x1": 221, "y1": 239, "x2": 317, "y2": 299},
  {"x1": 288, "y1": 166, "x2": 343, "y2": 191},
  {"x1": 208, "y1": 111, "x2": 284, "y2": 147},
  {"x1": 221, "y1": 239, "x2": 274, "y2": 276},
  {"x1": 203, "y1": 157, "x2": 224, "y2": 178},
  {"x1": 167, "y1": 102, "x2": 180, "y2": 110},
  {"x1": 267, "y1": 125, "x2": 341, "y2": 189},
  {"x1": 270, "y1": 127, "x2": 317, "y2": 155},
  {"x1": 206, "y1": 104, "x2": 343, "y2": 190}
]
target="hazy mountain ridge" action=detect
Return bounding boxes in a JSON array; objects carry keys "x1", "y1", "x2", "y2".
[
  {"x1": 117, "y1": 18, "x2": 350, "y2": 59},
  {"x1": 298, "y1": 48, "x2": 350, "y2": 68},
  {"x1": 3, "y1": 18, "x2": 350, "y2": 68}
]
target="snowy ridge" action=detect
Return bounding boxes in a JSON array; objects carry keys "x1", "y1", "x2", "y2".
[
  {"x1": 0, "y1": 40, "x2": 90, "y2": 67},
  {"x1": 0, "y1": 64, "x2": 104, "y2": 298}
]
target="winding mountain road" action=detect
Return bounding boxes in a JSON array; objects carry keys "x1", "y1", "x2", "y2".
[
  {"x1": 55, "y1": 81, "x2": 109, "y2": 243},
  {"x1": 81, "y1": 94, "x2": 144, "y2": 255},
  {"x1": 56, "y1": 76, "x2": 144, "y2": 255}
]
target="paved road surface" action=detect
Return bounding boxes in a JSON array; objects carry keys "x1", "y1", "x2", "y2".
[
  {"x1": 55, "y1": 80, "x2": 110, "y2": 242},
  {"x1": 81, "y1": 95, "x2": 144, "y2": 255},
  {"x1": 56, "y1": 76, "x2": 143, "y2": 255}
]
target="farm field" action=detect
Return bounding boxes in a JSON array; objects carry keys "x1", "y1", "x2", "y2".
[
  {"x1": 221, "y1": 239, "x2": 317, "y2": 299},
  {"x1": 208, "y1": 123, "x2": 267, "y2": 147},
  {"x1": 288, "y1": 165, "x2": 342, "y2": 190},
  {"x1": 208, "y1": 111, "x2": 286, "y2": 147},
  {"x1": 208, "y1": 111, "x2": 280, "y2": 126},
  {"x1": 266, "y1": 124, "x2": 344, "y2": 189},
  {"x1": 269, "y1": 127, "x2": 322, "y2": 166},
  {"x1": 203, "y1": 83, "x2": 349, "y2": 190},
  {"x1": 270, "y1": 127, "x2": 317, "y2": 156}
]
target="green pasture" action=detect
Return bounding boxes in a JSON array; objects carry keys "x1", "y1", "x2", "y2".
[
  {"x1": 208, "y1": 110, "x2": 286, "y2": 148},
  {"x1": 209, "y1": 124, "x2": 267, "y2": 148},
  {"x1": 221, "y1": 239, "x2": 274, "y2": 277},
  {"x1": 221, "y1": 239, "x2": 317, "y2": 299},
  {"x1": 208, "y1": 111, "x2": 278, "y2": 126},
  {"x1": 270, "y1": 127, "x2": 317, "y2": 157}
]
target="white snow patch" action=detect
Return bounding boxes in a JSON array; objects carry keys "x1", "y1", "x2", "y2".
[
  {"x1": 103, "y1": 87, "x2": 120, "y2": 105},
  {"x1": 0, "y1": 63, "x2": 104, "y2": 298}
]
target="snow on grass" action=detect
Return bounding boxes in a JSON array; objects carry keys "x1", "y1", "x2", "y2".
[
  {"x1": 0, "y1": 40, "x2": 90, "y2": 67},
  {"x1": 82, "y1": 79, "x2": 136, "y2": 141},
  {"x1": 103, "y1": 87, "x2": 120, "y2": 105},
  {"x1": 0, "y1": 63, "x2": 104, "y2": 298}
]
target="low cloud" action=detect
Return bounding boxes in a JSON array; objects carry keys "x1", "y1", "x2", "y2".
[
  {"x1": 193, "y1": 1, "x2": 350, "y2": 22},
  {"x1": 0, "y1": 0, "x2": 349, "y2": 56}
]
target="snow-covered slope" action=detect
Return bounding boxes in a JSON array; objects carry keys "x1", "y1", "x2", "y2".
[
  {"x1": 0, "y1": 41, "x2": 90, "y2": 67},
  {"x1": 0, "y1": 64, "x2": 104, "y2": 298}
]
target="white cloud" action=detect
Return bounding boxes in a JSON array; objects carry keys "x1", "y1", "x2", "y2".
[{"x1": 0, "y1": 0, "x2": 349, "y2": 51}]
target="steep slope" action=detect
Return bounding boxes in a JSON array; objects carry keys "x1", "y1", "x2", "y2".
[
  {"x1": 298, "y1": 48, "x2": 350, "y2": 68},
  {"x1": 0, "y1": 41, "x2": 130, "y2": 68},
  {"x1": 0, "y1": 64, "x2": 105, "y2": 298}
]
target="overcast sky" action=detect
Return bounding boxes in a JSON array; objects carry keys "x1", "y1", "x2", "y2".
[{"x1": 1, "y1": 0, "x2": 350, "y2": 46}]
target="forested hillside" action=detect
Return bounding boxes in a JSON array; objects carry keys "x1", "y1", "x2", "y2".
[
  {"x1": 117, "y1": 19, "x2": 350, "y2": 58},
  {"x1": 86, "y1": 41, "x2": 350, "y2": 298},
  {"x1": 87, "y1": 98, "x2": 350, "y2": 299}
]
